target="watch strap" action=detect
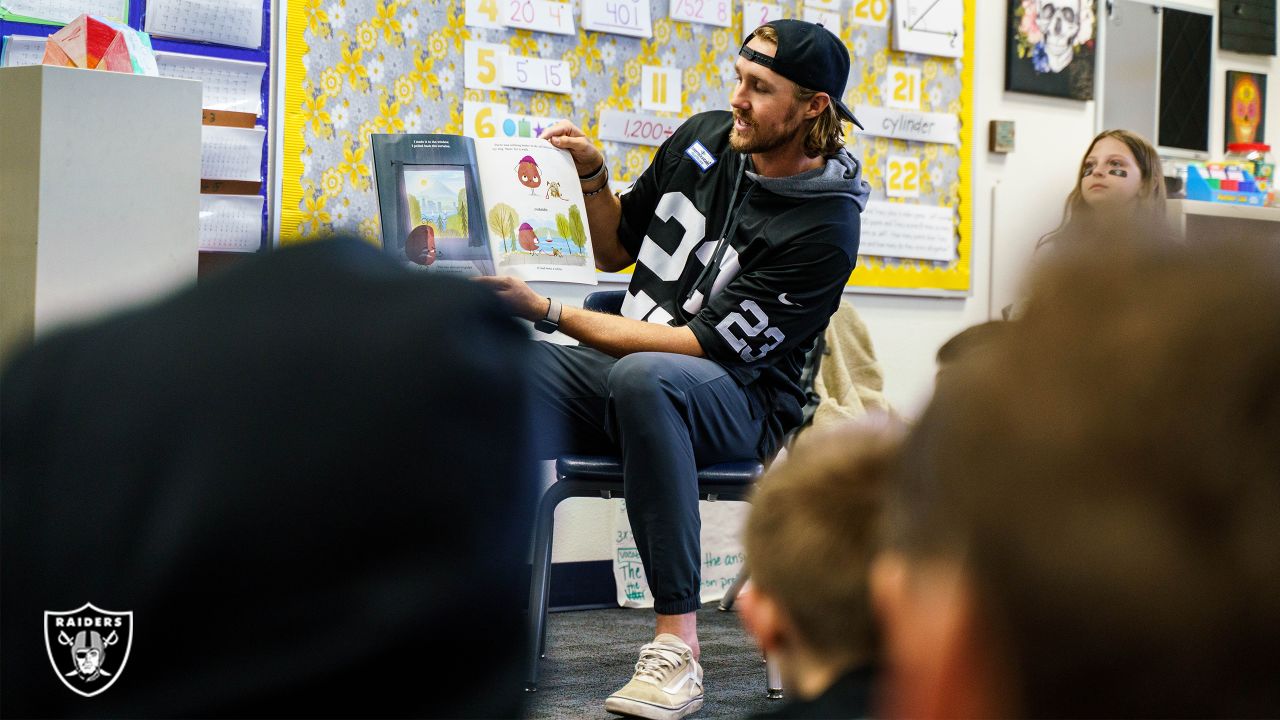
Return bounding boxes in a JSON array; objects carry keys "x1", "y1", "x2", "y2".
[{"x1": 534, "y1": 298, "x2": 563, "y2": 333}]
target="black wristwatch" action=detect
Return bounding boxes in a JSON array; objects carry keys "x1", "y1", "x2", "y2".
[{"x1": 534, "y1": 298, "x2": 562, "y2": 334}]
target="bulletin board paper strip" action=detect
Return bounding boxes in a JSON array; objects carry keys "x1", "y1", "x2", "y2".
[{"x1": 859, "y1": 203, "x2": 958, "y2": 262}]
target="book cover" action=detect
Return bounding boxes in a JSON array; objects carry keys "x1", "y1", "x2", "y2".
[{"x1": 371, "y1": 134, "x2": 596, "y2": 284}]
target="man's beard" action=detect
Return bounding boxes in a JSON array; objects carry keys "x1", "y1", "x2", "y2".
[{"x1": 729, "y1": 109, "x2": 806, "y2": 155}]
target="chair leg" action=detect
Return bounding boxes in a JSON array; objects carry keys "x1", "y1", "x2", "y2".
[
  {"x1": 765, "y1": 652, "x2": 784, "y2": 700},
  {"x1": 525, "y1": 492, "x2": 558, "y2": 692},
  {"x1": 536, "y1": 514, "x2": 554, "y2": 659},
  {"x1": 719, "y1": 568, "x2": 750, "y2": 611}
]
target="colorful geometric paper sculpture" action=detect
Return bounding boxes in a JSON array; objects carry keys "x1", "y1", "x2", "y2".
[{"x1": 41, "y1": 14, "x2": 158, "y2": 76}]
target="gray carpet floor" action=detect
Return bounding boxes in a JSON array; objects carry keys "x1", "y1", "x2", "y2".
[{"x1": 525, "y1": 603, "x2": 780, "y2": 719}]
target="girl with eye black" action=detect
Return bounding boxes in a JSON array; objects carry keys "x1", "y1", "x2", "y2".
[
  {"x1": 999, "y1": 129, "x2": 1169, "y2": 319},
  {"x1": 1038, "y1": 129, "x2": 1169, "y2": 249}
]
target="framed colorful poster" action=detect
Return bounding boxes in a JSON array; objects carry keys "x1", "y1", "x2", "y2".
[
  {"x1": 1006, "y1": 0, "x2": 1097, "y2": 100},
  {"x1": 1225, "y1": 70, "x2": 1267, "y2": 146}
]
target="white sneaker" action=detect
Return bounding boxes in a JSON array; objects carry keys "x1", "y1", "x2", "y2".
[{"x1": 604, "y1": 634, "x2": 704, "y2": 719}]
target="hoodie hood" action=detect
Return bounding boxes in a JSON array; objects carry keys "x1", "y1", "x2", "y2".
[{"x1": 745, "y1": 148, "x2": 871, "y2": 211}]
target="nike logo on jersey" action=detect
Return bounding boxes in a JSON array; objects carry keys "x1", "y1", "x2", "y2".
[{"x1": 778, "y1": 293, "x2": 798, "y2": 306}]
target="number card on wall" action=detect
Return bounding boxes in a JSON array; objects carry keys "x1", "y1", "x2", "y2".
[
  {"x1": 502, "y1": 0, "x2": 575, "y2": 35},
  {"x1": 669, "y1": 0, "x2": 732, "y2": 28},
  {"x1": 465, "y1": 0, "x2": 503, "y2": 28},
  {"x1": 463, "y1": 101, "x2": 560, "y2": 140},
  {"x1": 464, "y1": 101, "x2": 502, "y2": 139},
  {"x1": 598, "y1": 110, "x2": 682, "y2": 147},
  {"x1": 885, "y1": 156, "x2": 921, "y2": 198},
  {"x1": 641, "y1": 66, "x2": 682, "y2": 114},
  {"x1": 465, "y1": 40, "x2": 508, "y2": 91},
  {"x1": 581, "y1": 0, "x2": 653, "y2": 38},
  {"x1": 502, "y1": 54, "x2": 572, "y2": 94},
  {"x1": 885, "y1": 65, "x2": 921, "y2": 110},
  {"x1": 802, "y1": 7, "x2": 841, "y2": 34},
  {"x1": 743, "y1": 2, "x2": 783, "y2": 29},
  {"x1": 851, "y1": 0, "x2": 891, "y2": 27}
]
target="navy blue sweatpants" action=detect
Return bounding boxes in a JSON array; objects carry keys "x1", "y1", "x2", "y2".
[{"x1": 530, "y1": 342, "x2": 771, "y2": 615}]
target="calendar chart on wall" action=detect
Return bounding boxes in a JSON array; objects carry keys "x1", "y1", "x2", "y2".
[{"x1": 281, "y1": 0, "x2": 973, "y2": 294}]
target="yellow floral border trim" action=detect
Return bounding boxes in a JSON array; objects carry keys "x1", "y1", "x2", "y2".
[{"x1": 280, "y1": 0, "x2": 312, "y2": 246}]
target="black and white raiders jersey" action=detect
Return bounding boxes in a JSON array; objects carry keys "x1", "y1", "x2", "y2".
[{"x1": 616, "y1": 110, "x2": 864, "y2": 428}]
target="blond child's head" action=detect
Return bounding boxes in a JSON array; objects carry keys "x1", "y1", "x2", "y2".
[{"x1": 741, "y1": 417, "x2": 902, "y2": 677}]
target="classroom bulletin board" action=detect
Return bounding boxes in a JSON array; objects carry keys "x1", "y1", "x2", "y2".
[{"x1": 281, "y1": 0, "x2": 974, "y2": 295}]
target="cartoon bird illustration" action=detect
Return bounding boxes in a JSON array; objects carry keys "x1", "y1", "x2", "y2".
[
  {"x1": 517, "y1": 222, "x2": 540, "y2": 252},
  {"x1": 516, "y1": 155, "x2": 542, "y2": 195}
]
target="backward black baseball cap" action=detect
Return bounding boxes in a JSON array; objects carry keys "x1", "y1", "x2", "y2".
[{"x1": 739, "y1": 19, "x2": 862, "y2": 129}]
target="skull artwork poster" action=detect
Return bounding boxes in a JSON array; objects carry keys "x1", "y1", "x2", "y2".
[
  {"x1": 1006, "y1": 0, "x2": 1097, "y2": 100},
  {"x1": 1038, "y1": 0, "x2": 1083, "y2": 73}
]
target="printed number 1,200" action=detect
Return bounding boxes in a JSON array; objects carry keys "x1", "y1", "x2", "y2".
[{"x1": 624, "y1": 119, "x2": 672, "y2": 141}]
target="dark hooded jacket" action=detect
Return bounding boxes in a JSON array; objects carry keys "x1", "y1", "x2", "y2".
[{"x1": 616, "y1": 110, "x2": 870, "y2": 447}]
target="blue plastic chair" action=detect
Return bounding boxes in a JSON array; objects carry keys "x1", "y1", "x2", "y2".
[{"x1": 524, "y1": 290, "x2": 782, "y2": 697}]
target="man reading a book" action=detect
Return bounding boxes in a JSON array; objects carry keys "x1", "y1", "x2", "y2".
[{"x1": 477, "y1": 21, "x2": 869, "y2": 720}]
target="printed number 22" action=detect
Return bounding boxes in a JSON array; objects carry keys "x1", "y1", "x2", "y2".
[{"x1": 716, "y1": 300, "x2": 784, "y2": 362}]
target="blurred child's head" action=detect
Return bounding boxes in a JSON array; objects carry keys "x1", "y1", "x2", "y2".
[
  {"x1": 741, "y1": 418, "x2": 903, "y2": 688},
  {"x1": 935, "y1": 321, "x2": 1010, "y2": 378},
  {"x1": 876, "y1": 236, "x2": 1280, "y2": 718}
]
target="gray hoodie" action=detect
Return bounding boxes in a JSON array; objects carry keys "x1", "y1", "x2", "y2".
[{"x1": 746, "y1": 147, "x2": 872, "y2": 211}]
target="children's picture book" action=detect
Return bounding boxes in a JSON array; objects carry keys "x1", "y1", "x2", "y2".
[{"x1": 371, "y1": 134, "x2": 597, "y2": 284}]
